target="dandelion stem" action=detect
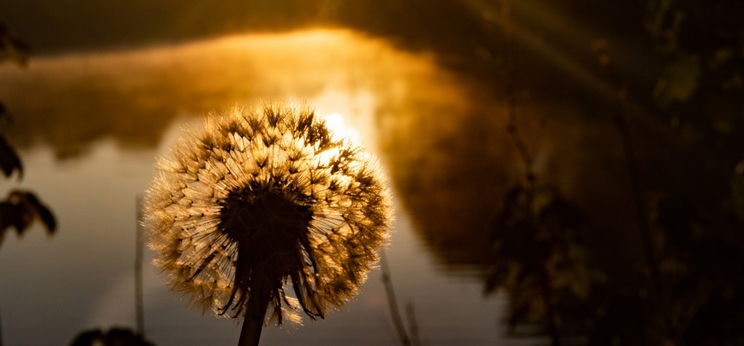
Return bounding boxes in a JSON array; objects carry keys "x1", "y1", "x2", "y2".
[
  {"x1": 146, "y1": 107, "x2": 390, "y2": 341},
  {"x1": 238, "y1": 286, "x2": 270, "y2": 346}
]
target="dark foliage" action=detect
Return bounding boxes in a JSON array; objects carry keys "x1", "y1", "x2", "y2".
[
  {"x1": 69, "y1": 327, "x2": 154, "y2": 346},
  {"x1": 0, "y1": 136, "x2": 22, "y2": 179},
  {"x1": 482, "y1": 1, "x2": 744, "y2": 345},
  {"x1": 0, "y1": 190, "x2": 56, "y2": 247},
  {"x1": 0, "y1": 24, "x2": 56, "y2": 247}
]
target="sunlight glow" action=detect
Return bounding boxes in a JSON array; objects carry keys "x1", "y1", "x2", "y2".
[{"x1": 322, "y1": 113, "x2": 361, "y2": 145}]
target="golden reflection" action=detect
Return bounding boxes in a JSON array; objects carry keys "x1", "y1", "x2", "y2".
[
  {"x1": 0, "y1": 28, "x2": 444, "y2": 157},
  {"x1": 0, "y1": 26, "x2": 509, "y2": 272}
]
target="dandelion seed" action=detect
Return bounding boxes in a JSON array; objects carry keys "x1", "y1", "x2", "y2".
[{"x1": 144, "y1": 106, "x2": 391, "y2": 345}]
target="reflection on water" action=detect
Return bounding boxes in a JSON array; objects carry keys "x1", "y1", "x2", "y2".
[
  {"x1": 0, "y1": 29, "x2": 429, "y2": 157},
  {"x1": 0, "y1": 29, "x2": 517, "y2": 345},
  {"x1": 0, "y1": 27, "x2": 512, "y2": 274},
  {"x1": 2, "y1": 13, "x2": 741, "y2": 343}
]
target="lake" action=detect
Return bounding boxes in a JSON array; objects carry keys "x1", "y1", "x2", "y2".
[{"x1": 0, "y1": 28, "x2": 532, "y2": 346}]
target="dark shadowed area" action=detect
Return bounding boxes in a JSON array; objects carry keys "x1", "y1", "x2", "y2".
[{"x1": 1, "y1": 1, "x2": 743, "y2": 345}]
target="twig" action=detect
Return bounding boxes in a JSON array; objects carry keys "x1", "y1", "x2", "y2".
[
  {"x1": 405, "y1": 301, "x2": 421, "y2": 346},
  {"x1": 613, "y1": 111, "x2": 660, "y2": 284},
  {"x1": 540, "y1": 271, "x2": 561, "y2": 346},
  {"x1": 500, "y1": 0, "x2": 535, "y2": 185},
  {"x1": 499, "y1": 3, "x2": 560, "y2": 344},
  {"x1": 380, "y1": 251, "x2": 411, "y2": 346},
  {"x1": 135, "y1": 196, "x2": 145, "y2": 336}
]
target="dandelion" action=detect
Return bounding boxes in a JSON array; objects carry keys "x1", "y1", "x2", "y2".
[{"x1": 144, "y1": 106, "x2": 390, "y2": 345}]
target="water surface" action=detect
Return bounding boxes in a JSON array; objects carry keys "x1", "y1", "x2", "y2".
[{"x1": 0, "y1": 29, "x2": 523, "y2": 346}]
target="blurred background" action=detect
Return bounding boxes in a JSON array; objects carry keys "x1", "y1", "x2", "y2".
[{"x1": 1, "y1": 1, "x2": 743, "y2": 345}]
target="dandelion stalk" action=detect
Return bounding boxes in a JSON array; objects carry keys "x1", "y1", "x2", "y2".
[
  {"x1": 144, "y1": 106, "x2": 390, "y2": 345},
  {"x1": 238, "y1": 282, "x2": 270, "y2": 346}
]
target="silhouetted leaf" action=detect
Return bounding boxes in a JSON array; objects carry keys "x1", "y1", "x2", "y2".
[
  {"x1": 23, "y1": 191, "x2": 57, "y2": 233},
  {"x1": 0, "y1": 135, "x2": 22, "y2": 179},
  {"x1": 0, "y1": 201, "x2": 15, "y2": 234},
  {"x1": 0, "y1": 190, "x2": 56, "y2": 249},
  {"x1": 0, "y1": 200, "x2": 32, "y2": 235}
]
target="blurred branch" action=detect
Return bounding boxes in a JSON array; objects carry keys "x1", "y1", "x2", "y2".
[
  {"x1": 405, "y1": 301, "x2": 421, "y2": 346},
  {"x1": 593, "y1": 39, "x2": 662, "y2": 292},
  {"x1": 539, "y1": 269, "x2": 561, "y2": 346},
  {"x1": 500, "y1": 0, "x2": 535, "y2": 184},
  {"x1": 595, "y1": 34, "x2": 669, "y2": 342},
  {"x1": 380, "y1": 251, "x2": 412, "y2": 346},
  {"x1": 613, "y1": 105, "x2": 660, "y2": 284}
]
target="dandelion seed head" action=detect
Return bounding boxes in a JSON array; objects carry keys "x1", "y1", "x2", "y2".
[{"x1": 144, "y1": 105, "x2": 391, "y2": 324}]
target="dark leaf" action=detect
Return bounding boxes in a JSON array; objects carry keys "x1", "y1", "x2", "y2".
[
  {"x1": 0, "y1": 201, "x2": 15, "y2": 232},
  {"x1": 5, "y1": 197, "x2": 33, "y2": 236},
  {"x1": 0, "y1": 198, "x2": 31, "y2": 235},
  {"x1": 23, "y1": 191, "x2": 57, "y2": 233},
  {"x1": 69, "y1": 327, "x2": 154, "y2": 346},
  {"x1": 0, "y1": 191, "x2": 56, "y2": 247},
  {"x1": 0, "y1": 135, "x2": 23, "y2": 179}
]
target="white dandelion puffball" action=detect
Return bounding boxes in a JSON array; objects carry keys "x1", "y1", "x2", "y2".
[{"x1": 144, "y1": 106, "x2": 390, "y2": 324}]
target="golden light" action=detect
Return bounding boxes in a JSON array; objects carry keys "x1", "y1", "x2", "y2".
[{"x1": 321, "y1": 112, "x2": 361, "y2": 145}]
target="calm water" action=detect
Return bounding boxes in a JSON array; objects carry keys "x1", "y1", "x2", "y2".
[{"x1": 0, "y1": 29, "x2": 530, "y2": 345}]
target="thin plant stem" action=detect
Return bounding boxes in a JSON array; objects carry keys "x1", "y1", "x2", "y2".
[
  {"x1": 380, "y1": 251, "x2": 411, "y2": 346},
  {"x1": 0, "y1": 306, "x2": 4, "y2": 346},
  {"x1": 500, "y1": 2, "x2": 559, "y2": 343},
  {"x1": 613, "y1": 112, "x2": 660, "y2": 284},
  {"x1": 405, "y1": 301, "x2": 421, "y2": 346},
  {"x1": 238, "y1": 287, "x2": 270, "y2": 346},
  {"x1": 591, "y1": 31, "x2": 660, "y2": 289},
  {"x1": 500, "y1": 0, "x2": 535, "y2": 185},
  {"x1": 540, "y1": 270, "x2": 561, "y2": 346},
  {"x1": 135, "y1": 196, "x2": 145, "y2": 336}
]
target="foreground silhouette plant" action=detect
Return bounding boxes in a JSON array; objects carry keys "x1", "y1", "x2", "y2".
[
  {"x1": 69, "y1": 327, "x2": 153, "y2": 346},
  {"x1": 144, "y1": 106, "x2": 390, "y2": 345},
  {"x1": 0, "y1": 23, "x2": 56, "y2": 249}
]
